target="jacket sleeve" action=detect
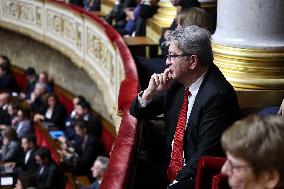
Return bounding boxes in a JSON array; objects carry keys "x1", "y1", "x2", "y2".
[{"x1": 129, "y1": 93, "x2": 165, "y2": 120}]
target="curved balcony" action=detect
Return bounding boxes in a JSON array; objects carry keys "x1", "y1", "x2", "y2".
[{"x1": 0, "y1": 0, "x2": 139, "y2": 189}]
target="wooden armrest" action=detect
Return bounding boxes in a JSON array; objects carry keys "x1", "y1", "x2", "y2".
[
  {"x1": 123, "y1": 36, "x2": 158, "y2": 46},
  {"x1": 75, "y1": 176, "x2": 90, "y2": 187},
  {"x1": 90, "y1": 11, "x2": 107, "y2": 17}
]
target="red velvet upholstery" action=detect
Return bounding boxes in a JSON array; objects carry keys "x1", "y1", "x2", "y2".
[
  {"x1": 195, "y1": 156, "x2": 226, "y2": 189},
  {"x1": 98, "y1": 34, "x2": 139, "y2": 189},
  {"x1": 12, "y1": 69, "x2": 27, "y2": 91},
  {"x1": 33, "y1": 123, "x2": 61, "y2": 165},
  {"x1": 211, "y1": 174, "x2": 230, "y2": 189}
]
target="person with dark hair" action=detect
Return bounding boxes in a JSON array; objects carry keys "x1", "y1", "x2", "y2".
[
  {"x1": 14, "y1": 171, "x2": 38, "y2": 189},
  {"x1": 130, "y1": 26, "x2": 241, "y2": 189},
  {"x1": 64, "y1": 95, "x2": 88, "y2": 141},
  {"x1": 20, "y1": 133, "x2": 39, "y2": 173},
  {"x1": 20, "y1": 67, "x2": 38, "y2": 100},
  {"x1": 35, "y1": 147, "x2": 65, "y2": 189},
  {"x1": 74, "y1": 100, "x2": 101, "y2": 139},
  {"x1": 74, "y1": 120, "x2": 104, "y2": 177},
  {"x1": 221, "y1": 115, "x2": 284, "y2": 189},
  {"x1": 14, "y1": 108, "x2": 32, "y2": 138},
  {"x1": 33, "y1": 92, "x2": 67, "y2": 130},
  {"x1": 0, "y1": 55, "x2": 11, "y2": 66},
  {"x1": 0, "y1": 62, "x2": 20, "y2": 92},
  {"x1": 1, "y1": 127, "x2": 23, "y2": 164}
]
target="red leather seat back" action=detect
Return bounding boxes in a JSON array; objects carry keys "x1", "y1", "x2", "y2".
[{"x1": 195, "y1": 156, "x2": 226, "y2": 189}]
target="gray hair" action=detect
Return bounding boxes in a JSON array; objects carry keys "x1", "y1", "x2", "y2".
[
  {"x1": 168, "y1": 25, "x2": 213, "y2": 66},
  {"x1": 96, "y1": 156, "x2": 109, "y2": 171}
]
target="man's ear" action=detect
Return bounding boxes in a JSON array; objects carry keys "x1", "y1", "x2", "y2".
[
  {"x1": 261, "y1": 170, "x2": 280, "y2": 189},
  {"x1": 189, "y1": 55, "x2": 199, "y2": 70}
]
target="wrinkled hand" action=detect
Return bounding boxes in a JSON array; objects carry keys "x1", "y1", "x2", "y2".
[
  {"x1": 142, "y1": 68, "x2": 173, "y2": 101},
  {"x1": 278, "y1": 98, "x2": 284, "y2": 115}
]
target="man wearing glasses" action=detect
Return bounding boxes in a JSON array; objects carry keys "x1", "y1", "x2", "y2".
[{"x1": 130, "y1": 25, "x2": 242, "y2": 189}]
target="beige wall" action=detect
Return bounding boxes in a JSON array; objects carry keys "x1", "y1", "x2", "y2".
[{"x1": 0, "y1": 28, "x2": 109, "y2": 120}]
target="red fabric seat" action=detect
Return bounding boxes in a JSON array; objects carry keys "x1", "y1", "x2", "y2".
[
  {"x1": 211, "y1": 173, "x2": 230, "y2": 189},
  {"x1": 195, "y1": 156, "x2": 226, "y2": 189}
]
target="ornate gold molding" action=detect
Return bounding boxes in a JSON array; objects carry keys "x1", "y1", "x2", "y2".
[{"x1": 212, "y1": 42, "x2": 284, "y2": 90}]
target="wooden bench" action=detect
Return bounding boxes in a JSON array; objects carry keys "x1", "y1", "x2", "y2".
[{"x1": 123, "y1": 36, "x2": 159, "y2": 58}]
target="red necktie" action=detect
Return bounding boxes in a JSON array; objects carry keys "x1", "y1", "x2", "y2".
[{"x1": 167, "y1": 87, "x2": 191, "y2": 183}]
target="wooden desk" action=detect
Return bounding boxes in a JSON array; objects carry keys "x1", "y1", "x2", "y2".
[
  {"x1": 90, "y1": 11, "x2": 107, "y2": 17},
  {"x1": 123, "y1": 36, "x2": 159, "y2": 58},
  {"x1": 75, "y1": 176, "x2": 90, "y2": 187}
]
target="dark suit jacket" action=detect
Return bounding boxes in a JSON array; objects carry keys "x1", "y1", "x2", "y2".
[
  {"x1": 36, "y1": 161, "x2": 65, "y2": 189},
  {"x1": 41, "y1": 104, "x2": 67, "y2": 130},
  {"x1": 0, "y1": 73, "x2": 20, "y2": 92},
  {"x1": 75, "y1": 135, "x2": 103, "y2": 175},
  {"x1": 130, "y1": 64, "x2": 242, "y2": 184},
  {"x1": 21, "y1": 148, "x2": 39, "y2": 173}
]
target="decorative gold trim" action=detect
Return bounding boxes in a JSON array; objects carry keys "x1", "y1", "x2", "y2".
[{"x1": 212, "y1": 42, "x2": 284, "y2": 90}]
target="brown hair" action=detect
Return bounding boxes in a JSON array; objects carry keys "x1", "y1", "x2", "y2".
[
  {"x1": 222, "y1": 115, "x2": 284, "y2": 187},
  {"x1": 176, "y1": 7, "x2": 209, "y2": 29}
]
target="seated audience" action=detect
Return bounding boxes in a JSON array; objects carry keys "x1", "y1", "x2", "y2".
[
  {"x1": 14, "y1": 171, "x2": 38, "y2": 189},
  {"x1": 34, "y1": 93, "x2": 67, "y2": 130},
  {"x1": 0, "y1": 58, "x2": 20, "y2": 93},
  {"x1": 20, "y1": 67, "x2": 38, "y2": 100},
  {"x1": 20, "y1": 134, "x2": 39, "y2": 173},
  {"x1": 84, "y1": 0, "x2": 100, "y2": 11},
  {"x1": 123, "y1": 0, "x2": 159, "y2": 36},
  {"x1": 1, "y1": 127, "x2": 23, "y2": 164},
  {"x1": 38, "y1": 71, "x2": 53, "y2": 92},
  {"x1": 82, "y1": 156, "x2": 109, "y2": 189},
  {"x1": 13, "y1": 108, "x2": 32, "y2": 138},
  {"x1": 73, "y1": 120, "x2": 104, "y2": 176},
  {"x1": 29, "y1": 82, "x2": 46, "y2": 113},
  {"x1": 221, "y1": 115, "x2": 284, "y2": 189},
  {"x1": 0, "y1": 92, "x2": 12, "y2": 127},
  {"x1": 0, "y1": 55, "x2": 11, "y2": 67},
  {"x1": 35, "y1": 147, "x2": 65, "y2": 189},
  {"x1": 75, "y1": 100, "x2": 101, "y2": 139},
  {"x1": 64, "y1": 95, "x2": 87, "y2": 141}
]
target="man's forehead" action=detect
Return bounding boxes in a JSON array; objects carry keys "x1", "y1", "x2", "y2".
[{"x1": 169, "y1": 42, "x2": 182, "y2": 52}]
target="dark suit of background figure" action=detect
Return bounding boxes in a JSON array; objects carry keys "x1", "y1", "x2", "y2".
[
  {"x1": 2, "y1": 140, "x2": 23, "y2": 164},
  {"x1": 36, "y1": 160, "x2": 65, "y2": 189},
  {"x1": 0, "y1": 72, "x2": 20, "y2": 92},
  {"x1": 40, "y1": 103, "x2": 67, "y2": 130},
  {"x1": 130, "y1": 64, "x2": 242, "y2": 188},
  {"x1": 82, "y1": 180, "x2": 100, "y2": 189},
  {"x1": 15, "y1": 120, "x2": 33, "y2": 138},
  {"x1": 0, "y1": 104, "x2": 11, "y2": 125},
  {"x1": 83, "y1": 113, "x2": 102, "y2": 139},
  {"x1": 75, "y1": 135, "x2": 103, "y2": 176},
  {"x1": 21, "y1": 147, "x2": 39, "y2": 173},
  {"x1": 31, "y1": 96, "x2": 45, "y2": 113},
  {"x1": 133, "y1": 3, "x2": 159, "y2": 36},
  {"x1": 24, "y1": 78, "x2": 37, "y2": 100}
]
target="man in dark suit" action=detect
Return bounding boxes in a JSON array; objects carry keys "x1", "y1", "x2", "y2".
[
  {"x1": 35, "y1": 147, "x2": 65, "y2": 189},
  {"x1": 130, "y1": 26, "x2": 242, "y2": 189},
  {"x1": 21, "y1": 134, "x2": 39, "y2": 173}
]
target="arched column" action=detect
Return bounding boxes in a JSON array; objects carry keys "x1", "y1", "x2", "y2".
[{"x1": 212, "y1": 0, "x2": 284, "y2": 90}]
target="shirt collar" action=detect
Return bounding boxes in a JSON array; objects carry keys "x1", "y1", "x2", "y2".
[{"x1": 188, "y1": 71, "x2": 207, "y2": 95}]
